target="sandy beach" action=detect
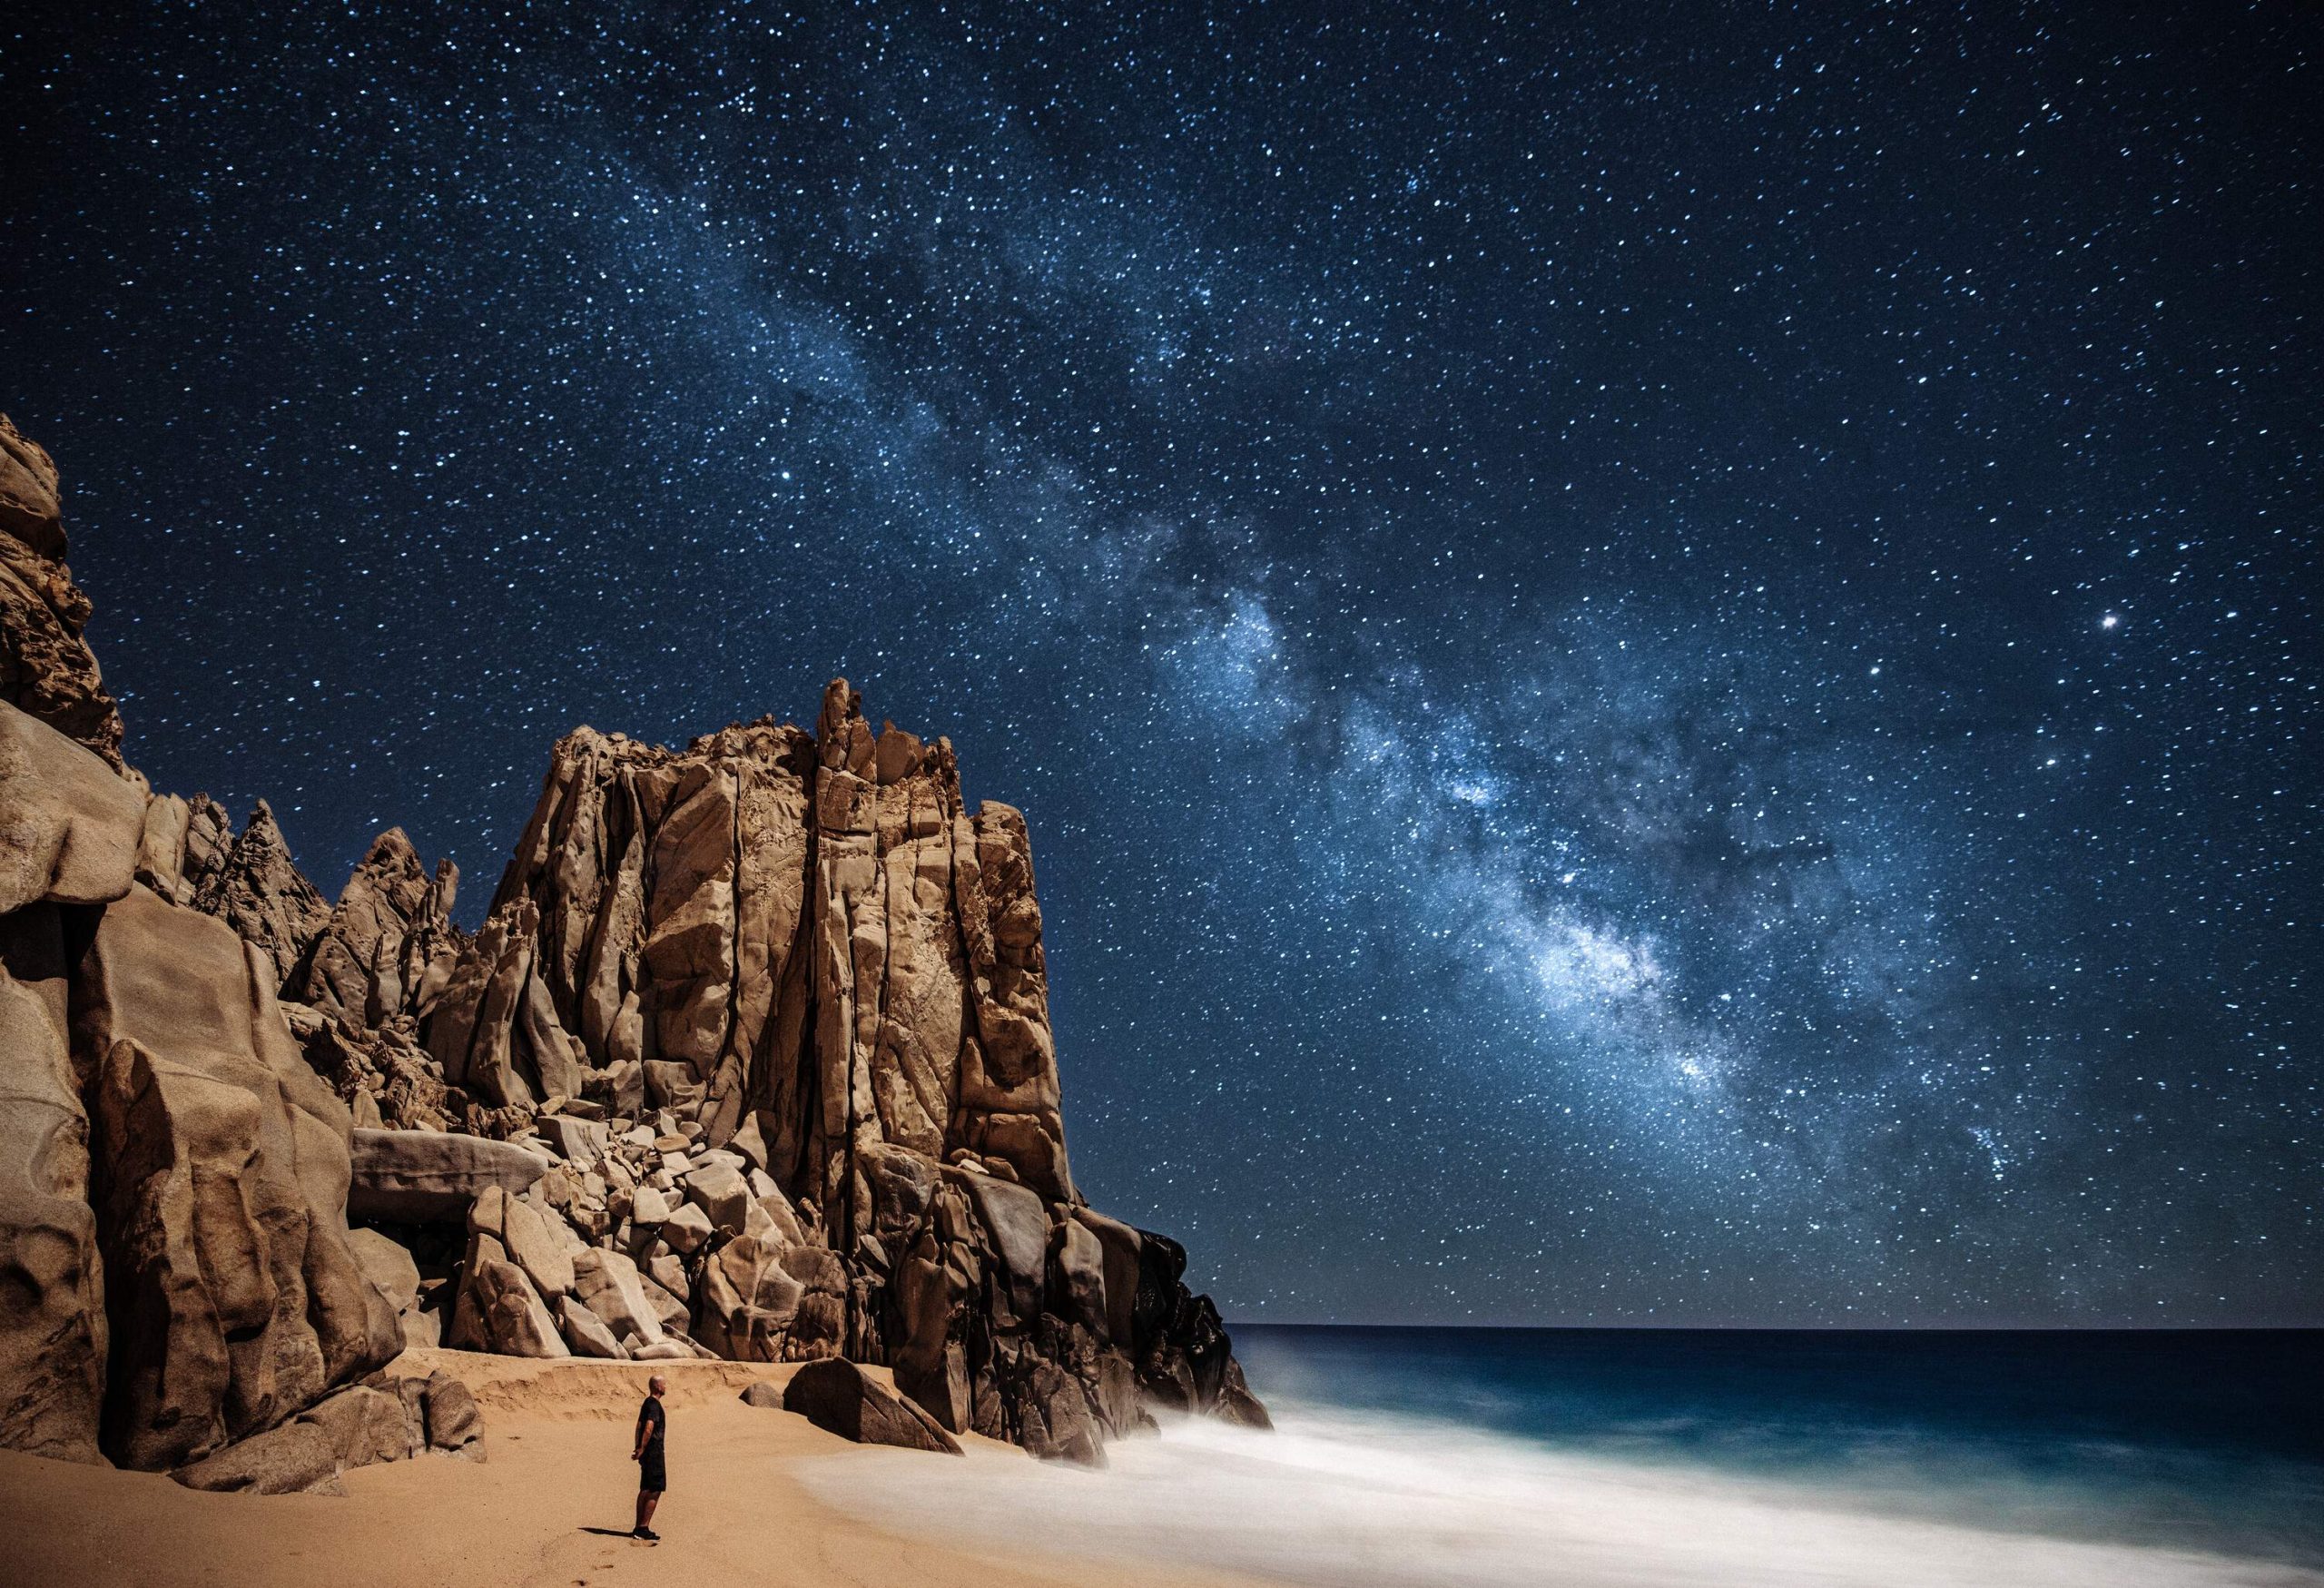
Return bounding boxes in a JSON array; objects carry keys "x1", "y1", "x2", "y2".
[
  {"x1": 0, "y1": 1350, "x2": 1275, "y2": 1588},
  {"x1": 7, "y1": 1345, "x2": 2320, "y2": 1588}
]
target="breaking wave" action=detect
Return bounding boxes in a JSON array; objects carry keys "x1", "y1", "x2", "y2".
[{"x1": 803, "y1": 1400, "x2": 2324, "y2": 1588}]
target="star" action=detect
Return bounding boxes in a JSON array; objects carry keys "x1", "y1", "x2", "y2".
[{"x1": 5, "y1": 0, "x2": 2314, "y2": 1327}]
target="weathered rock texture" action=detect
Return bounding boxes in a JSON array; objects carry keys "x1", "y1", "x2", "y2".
[
  {"x1": 294, "y1": 829, "x2": 460, "y2": 1034},
  {"x1": 190, "y1": 800, "x2": 332, "y2": 985},
  {"x1": 0, "y1": 838, "x2": 404, "y2": 1475},
  {"x1": 78, "y1": 883, "x2": 404, "y2": 1468},
  {"x1": 779, "y1": 1357, "x2": 961, "y2": 1455},
  {"x1": 450, "y1": 684, "x2": 1076, "y2": 1206},
  {"x1": 0, "y1": 419, "x2": 402, "y2": 1472},
  {"x1": 0, "y1": 415, "x2": 1259, "y2": 1474},
  {"x1": 0, "y1": 415, "x2": 125, "y2": 773},
  {"x1": 369, "y1": 680, "x2": 1262, "y2": 1457},
  {"x1": 169, "y1": 1367, "x2": 482, "y2": 1493},
  {"x1": 345, "y1": 1128, "x2": 545, "y2": 1224},
  {"x1": 0, "y1": 897, "x2": 107, "y2": 1463},
  {"x1": 1, "y1": 699, "x2": 144, "y2": 918},
  {"x1": 132, "y1": 792, "x2": 232, "y2": 908}
]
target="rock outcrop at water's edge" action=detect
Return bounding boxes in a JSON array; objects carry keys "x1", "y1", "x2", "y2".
[
  {"x1": 0, "y1": 414, "x2": 1265, "y2": 1482},
  {"x1": 380, "y1": 681, "x2": 1267, "y2": 1456}
]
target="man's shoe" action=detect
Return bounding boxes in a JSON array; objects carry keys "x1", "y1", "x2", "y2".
[{"x1": 634, "y1": 1528, "x2": 659, "y2": 1542}]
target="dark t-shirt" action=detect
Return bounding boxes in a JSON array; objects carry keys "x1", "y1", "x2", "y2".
[{"x1": 636, "y1": 1396, "x2": 666, "y2": 1456}]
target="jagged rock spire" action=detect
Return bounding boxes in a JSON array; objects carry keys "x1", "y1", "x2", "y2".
[
  {"x1": 190, "y1": 799, "x2": 330, "y2": 983},
  {"x1": 0, "y1": 413, "x2": 127, "y2": 772},
  {"x1": 450, "y1": 680, "x2": 1075, "y2": 1208}
]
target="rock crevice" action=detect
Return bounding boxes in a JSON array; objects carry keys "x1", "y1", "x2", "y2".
[
  {"x1": 369, "y1": 676, "x2": 1262, "y2": 1455},
  {"x1": 0, "y1": 415, "x2": 1264, "y2": 1475}
]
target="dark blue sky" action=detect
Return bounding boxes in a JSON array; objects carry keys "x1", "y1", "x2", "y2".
[{"x1": 5, "y1": 2, "x2": 2317, "y2": 1324}]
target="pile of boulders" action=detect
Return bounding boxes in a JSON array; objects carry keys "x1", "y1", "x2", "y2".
[
  {"x1": 171, "y1": 1368, "x2": 483, "y2": 1495},
  {"x1": 340, "y1": 1103, "x2": 1267, "y2": 1465},
  {"x1": 436, "y1": 1110, "x2": 848, "y2": 1367}
]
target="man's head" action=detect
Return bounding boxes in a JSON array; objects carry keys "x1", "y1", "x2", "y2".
[{"x1": 648, "y1": 1374, "x2": 667, "y2": 1396}]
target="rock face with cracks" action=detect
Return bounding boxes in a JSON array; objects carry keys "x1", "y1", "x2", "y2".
[
  {"x1": 0, "y1": 414, "x2": 124, "y2": 773},
  {"x1": 188, "y1": 800, "x2": 331, "y2": 987},
  {"x1": 0, "y1": 414, "x2": 1259, "y2": 1476},
  {"x1": 293, "y1": 827, "x2": 461, "y2": 1035},
  {"x1": 438, "y1": 691, "x2": 1078, "y2": 1205},
  {"x1": 0, "y1": 808, "x2": 406, "y2": 1473},
  {"x1": 0, "y1": 417, "x2": 406, "y2": 1474},
  {"x1": 778, "y1": 1357, "x2": 962, "y2": 1455},
  {"x1": 397, "y1": 679, "x2": 1265, "y2": 1457},
  {"x1": 79, "y1": 884, "x2": 405, "y2": 1469}
]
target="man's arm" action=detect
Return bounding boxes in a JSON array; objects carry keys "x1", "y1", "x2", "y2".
[{"x1": 633, "y1": 1407, "x2": 648, "y2": 1460}]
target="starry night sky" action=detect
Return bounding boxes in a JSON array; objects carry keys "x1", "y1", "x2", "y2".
[{"x1": 5, "y1": 3, "x2": 2318, "y2": 1326}]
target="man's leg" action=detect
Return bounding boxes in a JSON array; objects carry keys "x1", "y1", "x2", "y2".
[{"x1": 636, "y1": 1490, "x2": 661, "y2": 1535}]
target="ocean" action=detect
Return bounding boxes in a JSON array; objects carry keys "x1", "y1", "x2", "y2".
[{"x1": 805, "y1": 1326, "x2": 2324, "y2": 1587}]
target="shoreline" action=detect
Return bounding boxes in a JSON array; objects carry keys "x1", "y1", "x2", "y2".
[
  {"x1": 7, "y1": 1341, "x2": 2319, "y2": 1588},
  {"x1": 807, "y1": 1393, "x2": 2324, "y2": 1588}
]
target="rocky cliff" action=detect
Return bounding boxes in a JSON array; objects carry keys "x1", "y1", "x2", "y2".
[
  {"x1": 381, "y1": 688, "x2": 1265, "y2": 1457},
  {"x1": 0, "y1": 416, "x2": 1265, "y2": 1483},
  {"x1": 0, "y1": 415, "x2": 124, "y2": 772},
  {"x1": 0, "y1": 421, "x2": 402, "y2": 1473}
]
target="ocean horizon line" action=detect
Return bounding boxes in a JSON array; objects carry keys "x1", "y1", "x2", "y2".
[{"x1": 1227, "y1": 1317, "x2": 2324, "y2": 1334}]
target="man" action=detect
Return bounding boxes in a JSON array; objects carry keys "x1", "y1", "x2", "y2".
[{"x1": 632, "y1": 1373, "x2": 668, "y2": 1541}]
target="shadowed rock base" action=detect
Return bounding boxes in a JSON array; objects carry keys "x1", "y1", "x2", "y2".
[{"x1": 776, "y1": 1357, "x2": 963, "y2": 1455}]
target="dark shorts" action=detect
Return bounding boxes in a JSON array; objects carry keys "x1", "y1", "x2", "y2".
[{"x1": 638, "y1": 1447, "x2": 666, "y2": 1493}]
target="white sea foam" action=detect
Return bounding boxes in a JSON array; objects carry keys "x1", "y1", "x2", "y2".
[{"x1": 800, "y1": 1405, "x2": 2324, "y2": 1588}]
